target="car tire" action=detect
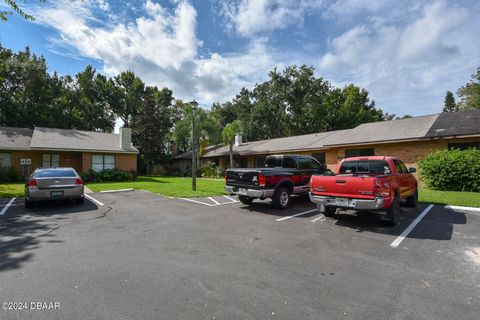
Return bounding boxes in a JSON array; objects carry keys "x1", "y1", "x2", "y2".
[
  {"x1": 25, "y1": 199, "x2": 34, "y2": 208},
  {"x1": 76, "y1": 197, "x2": 84, "y2": 204},
  {"x1": 405, "y1": 189, "x2": 418, "y2": 208},
  {"x1": 323, "y1": 206, "x2": 337, "y2": 217},
  {"x1": 273, "y1": 187, "x2": 290, "y2": 209},
  {"x1": 238, "y1": 195, "x2": 254, "y2": 205},
  {"x1": 384, "y1": 193, "x2": 400, "y2": 226}
]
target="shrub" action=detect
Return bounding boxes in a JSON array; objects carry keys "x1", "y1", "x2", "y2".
[
  {"x1": 81, "y1": 169, "x2": 134, "y2": 183},
  {"x1": 419, "y1": 149, "x2": 480, "y2": 192},
  {"x1": 0, "y1": 167, "x2": 24, "y2": 182},
  {"x1": 201, "y1": 161, "x2": 217, "y2": 178}
]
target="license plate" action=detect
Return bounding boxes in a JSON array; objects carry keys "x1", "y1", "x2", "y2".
[
  {"x1": 51, "y1": 191, "x2": 64, "y2": 197},
  {"x1": 237, "y1": 188, "x2": 248, "y2": 195},
  {"x1": 335, "y1": 198, "x2": 349, "y2": 206}
]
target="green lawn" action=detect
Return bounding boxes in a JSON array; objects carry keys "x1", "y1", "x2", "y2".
[
  {"x1": 0, "y1": 183, "x2": 24, "y2": 198},
  {"x1": 419, "y1": 187, "x2": 480, "y2": 208},
  {"x1": 87, "y1": 176, "x2": 226, "y2": 198}
]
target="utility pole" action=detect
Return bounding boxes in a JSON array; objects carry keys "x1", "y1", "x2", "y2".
[{"x1": 190, "y1": 100, "x2": 198, "y2": 191}]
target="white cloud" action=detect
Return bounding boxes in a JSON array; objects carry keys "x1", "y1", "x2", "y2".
[
  {"x1": 219, "y1": 0, "x2": 324, "y2": 37},
  {"x1": 318, "y1": 0, "x2": 478, "y2": 115},
  {"x1": 34, "y1": 0, "x2": 278, "y2": 105}
]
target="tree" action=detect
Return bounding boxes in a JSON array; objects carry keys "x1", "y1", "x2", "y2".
[
  {"x1": 131, "y1": 87, "x2": 175, "y2": 174},
  {"x1": 222, "y1": 120, "x2": 243, "y2": 168},
  {"x1": 443, "y1": 91, "x2": 457, "y2": 112},
  {"x1": 105, "y1": 71, "x2": 144, "y2": 127},
  {"x1": 1, "y1": 1, "x2": 80, "y2": 21},
  {"x1": 68, "y1": 66, "x2": 115, "y2": 132},
  {"x1": 457, "y1": 67, "x2": 480, "y2": 110},
  {"x1": 172, "y1": 101, "x2": 221, "y2": 167}
]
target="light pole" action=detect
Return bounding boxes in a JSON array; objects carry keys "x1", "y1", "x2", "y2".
[{"x1": 190, "y1": 100, "x2": 198, "y2": 191}]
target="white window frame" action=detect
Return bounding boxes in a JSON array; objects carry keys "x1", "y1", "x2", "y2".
[
  {"x1": 92, "y1": 154, "x2": 116, "y2": 172},
  {"x1": 0, "y1": 153, "x2": 11, "y2": 169},
  {"x1": 42, "y1": 154, "x2": 60, "y2": 168}
]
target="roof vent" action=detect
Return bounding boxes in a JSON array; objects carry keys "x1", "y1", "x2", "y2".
[
  {"x1": 119, "y1": 127, "x2": 132, "y2": 150},
  {"x1": 235, "y1": 133, "x2": 243, "y2": 147}
]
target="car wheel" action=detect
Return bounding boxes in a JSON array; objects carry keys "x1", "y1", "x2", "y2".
[
  {"x1": 238, "y1": 195, "x2": 254, "y2": 205},
  {"x1": 273, "y1": 187, "x2": 290, "y2": 209},
  {"x1": 405, "y1": 189, "x2": 418, "y2": 208},
  {"x1": 384, "y1": 193, "x2": 400, "y2": 226},
  {"x1": 76, "y1": 197, "x2": 84, "y2": 204},
  {"x1": 25, "y1": 199, "x2": 34, "y2": 208},
  {"x1": 323, "y1": 206, "x2": 337, "y2": 217}
]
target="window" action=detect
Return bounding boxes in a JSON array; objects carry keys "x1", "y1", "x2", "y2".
[
  {"x1": 312, "y1": 152, "x2": 326, "y2": 164},
  {"x1": 282, "y1": 157, "x2": 297, "y2": 169},
  {"x1": 265, "y1": 156, "x2": 282, "y2": 168},
  {"x1": 339, "y1": 160, "x2": 390, "y2": 174},
  {"x1": 298, "y1": 157, "x2": 322, "y2": 170},
  {"x1": 92, "y1": 155, "x2": 116, "y2": 172},
  {"x1": 34, "y1": 168, "x2": 77, "y2": 178},
  {"x1": 345, "y1": 148, "x2": 375, "y2": 158},
  {"x1": 0, "y1": 153, "x2": 11, "y2": 169},
  {"x1": 255, "y1": 156, "x2": 266, "y2": 168},
  {"x1": 448, "y1": 142, "x2": 480, "y2": 150},
  {"x1": 42, "y1": 154, "x2": 60, "y2": 168}
]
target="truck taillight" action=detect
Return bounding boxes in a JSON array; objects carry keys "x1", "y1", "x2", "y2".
[
  {"x1": 259, "y1": 174, "x2": 266, "y2": 187},
  {"x1": 27, "y1": 179, "x2": 37, "y2": 187},
  {"x1": 374, "y1": 179, "x2": 390, "y2": 197}
]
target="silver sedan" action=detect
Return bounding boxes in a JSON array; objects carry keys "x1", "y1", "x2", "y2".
[{"x1": 25, "y1": 167, "x2": 85, "y2": 208}]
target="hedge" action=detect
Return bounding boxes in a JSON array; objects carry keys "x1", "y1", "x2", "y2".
[
  {"x1": 81, "y1": 169, "x2": 134, "y2": 183},
  {"x1": 419, "y1": 149, "x2": 480, "y2": 192}
]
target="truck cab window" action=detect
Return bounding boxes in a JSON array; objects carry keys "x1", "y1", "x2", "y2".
[
  {"x1": 265, "y1": 157, "x2": 282, "y2": 168},
  {"x1": 282, "y1": 157, "x2": 297, "y2": 168}
]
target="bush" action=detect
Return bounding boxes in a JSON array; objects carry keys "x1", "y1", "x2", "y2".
[
  {"x1": 419, "y1": 149, "x2": 480, "y2": 192},
  {"x1": 81, "y1": 169, "x2": 134, "y2": 183},
  {"x1": 0, "y1": 167, "x2": 24, "y2": 182}
]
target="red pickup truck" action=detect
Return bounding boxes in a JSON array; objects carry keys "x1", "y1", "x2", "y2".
[{"x1": 309, "y1": 156, "x2": 418, "y2": 226}]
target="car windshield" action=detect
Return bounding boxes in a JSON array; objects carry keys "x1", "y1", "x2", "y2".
[
  {"x1": 34, "y1": 169, "x2": 77, "y2": 178},
  {"x1": 339, "y1": 160, "x2": 391, "y2": 174}
]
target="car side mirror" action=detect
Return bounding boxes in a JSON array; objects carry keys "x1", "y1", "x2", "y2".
[{"x1": 408, "y1": 167, "x2": 416, "y2": 173}]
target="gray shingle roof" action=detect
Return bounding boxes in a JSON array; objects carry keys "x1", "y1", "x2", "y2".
[
  {"x1": 30, "y1": 127, "x2": 138, "y2": 153},
  {"x1": 307, "y1": 114, "x2": 439, "y2": 148},
  {"x1": 426, "y1": 110, "x2": 480, "y2": 137},
  {"x1": 201, "y1": 110, "x2": 480, "y2": 158},
  {"x1": 0, "y1": 127, "x2": 33, "y2": 150}
]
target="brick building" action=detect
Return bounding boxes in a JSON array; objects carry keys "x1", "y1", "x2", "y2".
[
  {"x1": 0, "y1": 126, "x2": 138, "y2": 177},
  {"x1": 174, "y1": 110, "x2": 480, "y2": 173}
]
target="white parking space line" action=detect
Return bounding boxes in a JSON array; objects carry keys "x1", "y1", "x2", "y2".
[
  {"x1": 444, "y1": 205, "x2": 480, "y2": 213},
  {"x1": 390, "y1": 204, "x2": 434, "y2": 248},
  {"x1": 311, "y1": 215, "x2": 326, "y2": 223},
  {"x1": 276, "y1": 209, "x2": 318, "y2": 222},
  {"x1": 208, "y1": 197, "x2": 221, "y2": 205},
  {"x1": 180, "y1": 198, "x2": 215, "y2": 206},
  {"x1": 85, "y1": 194, "x2": 104, "y2": 207},
  {"x1": 223, "y1": 195, "x2": 238, "y2": 202},
  {"x1": 0, "y1": 197, "x2": 16, "y2": 215}
]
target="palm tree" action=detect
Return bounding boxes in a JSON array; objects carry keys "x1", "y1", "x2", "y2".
[{"x1": 222, "y1": 120, "x2": 243, "y2": 168}]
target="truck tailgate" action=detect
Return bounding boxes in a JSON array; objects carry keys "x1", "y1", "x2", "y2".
[
  {"x1": 226, "y1": 169, "x2": 260, "y2": 188},
  {"x1": 310, "y1": 175, "x2": 377, "y2": 200}
]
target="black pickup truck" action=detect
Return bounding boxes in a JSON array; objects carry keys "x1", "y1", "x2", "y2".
[{"x1": 225, "y1": 155, "x2": 331, "y2": 209}]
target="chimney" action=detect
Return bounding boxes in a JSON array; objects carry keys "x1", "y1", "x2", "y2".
[
  {"x1": 119, "y1": 127, "x2": 132, "y2": 150},
  {"x1": 235, "y1": 133, "x2": 242, "y2": 147}
]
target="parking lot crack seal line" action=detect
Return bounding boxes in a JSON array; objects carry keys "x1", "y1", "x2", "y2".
[{"x1": 390, "y1": 204, "x2": 435, "y2": 248}]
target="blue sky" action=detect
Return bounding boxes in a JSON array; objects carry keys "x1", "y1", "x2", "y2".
[{"x1": 1, "y1": 0, "x2": 479, "y2": 117}]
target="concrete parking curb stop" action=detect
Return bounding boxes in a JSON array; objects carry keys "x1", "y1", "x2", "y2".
[{"x1": 444, "y1": 205, "x2": 480, "y2": 213}]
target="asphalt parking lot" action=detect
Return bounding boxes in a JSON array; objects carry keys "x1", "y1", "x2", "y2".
[{"x1": 0, "y1": 190, "x2": 479, "y2": 320}]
